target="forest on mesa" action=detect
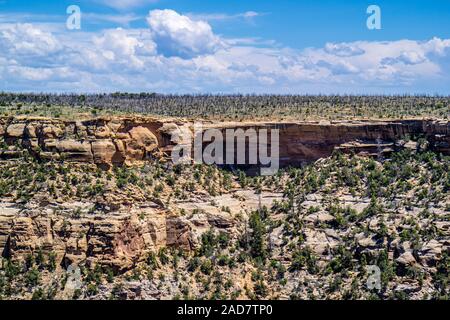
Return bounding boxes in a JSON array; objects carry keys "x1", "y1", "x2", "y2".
[{"x1": 0, "y1": 93, "x2": 448, "y2": 120}]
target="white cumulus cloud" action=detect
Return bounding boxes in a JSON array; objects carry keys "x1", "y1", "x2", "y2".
[
  {"x1": 147, "y1": 9, "x2": 224, "y2": 59},
  {"x1": 0, "y1": 23, "x2": 61, "y2": 56}
]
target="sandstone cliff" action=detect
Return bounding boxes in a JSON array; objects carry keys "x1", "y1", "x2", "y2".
[
  {"x1": 0, "y1": 117, "x2": 449, "y2": 168},
  {"x1": 0, "y1": 201, "x2": 238, "y2": 272}
]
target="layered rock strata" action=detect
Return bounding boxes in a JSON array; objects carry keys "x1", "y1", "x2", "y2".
[{"x1": 0, "y1": 117, "x2": 449, "y2": 168}]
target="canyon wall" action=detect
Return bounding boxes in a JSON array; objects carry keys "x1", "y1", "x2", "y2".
[
  {"x1": 0, "y1": 116, "x2": 449, "y2": 272},
  {"x1": 0, "y1": 117, "x2": 449, "y2": 168},
  {"x1": 0, "y1": 202, "x2": 235, "y2": 271}
]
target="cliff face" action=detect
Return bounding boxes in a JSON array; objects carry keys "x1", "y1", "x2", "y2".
[
  {"x1": 1, "y1": 117, "x2": 449, "y2": 168},
  {"x1": 205, "y1": 120, "x2": 450, "y2": 166},
  {"x1": 0, "y1": 201, "x2": 236, "y2": 272},
  {"x1": 0, "y1": 117, "x2": 170, "y2": 169}
]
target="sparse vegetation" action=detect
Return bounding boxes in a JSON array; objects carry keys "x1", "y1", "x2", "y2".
[
  {"x1": 0, "y1": 96, "x2": 448, "y2": 300},
  {"x1": 0, "y1": 93, "x2": 448, "y2": 120}
]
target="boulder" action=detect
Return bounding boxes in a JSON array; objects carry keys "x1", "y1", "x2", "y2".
[
  {"x1": 418, "y1": 240, "x2": 442, "y2": 266},
  {"x1": 41, "y1": 124, "x2": 64, "y2": 139},
  {"x1": 396, "y1": 251, "x2": 417, "y2": 267},
  {"x1": 6, "y1": 123, "x2": 26, "y2": 138},
  {"x1": 128, "y1": 126, "x2": 158, "y2": 153}
]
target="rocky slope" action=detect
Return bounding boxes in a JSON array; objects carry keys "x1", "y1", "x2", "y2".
[{"x1": 0, "y1": 116, "x2": 449, "y2": 300}]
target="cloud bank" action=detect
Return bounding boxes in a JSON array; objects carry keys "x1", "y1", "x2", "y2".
[{"x1": 1, "y1": 9, "x2": 450, "y2": 93}]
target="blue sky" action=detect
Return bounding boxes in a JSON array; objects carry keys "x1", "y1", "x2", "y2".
[{"x1": 1, "y1": 0, "x2": 450, "y2": 93}]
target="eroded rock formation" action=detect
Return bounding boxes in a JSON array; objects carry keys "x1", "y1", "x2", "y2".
[
  {"x1": 0, "y1": 116, "x2": 449, "y2": 282},
  {"x1": 0, "y1": 117, "x2": 449, "y2": 168},
  {"x1": 0, "y1": 202, "x2": 237, "y2": 271}
]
